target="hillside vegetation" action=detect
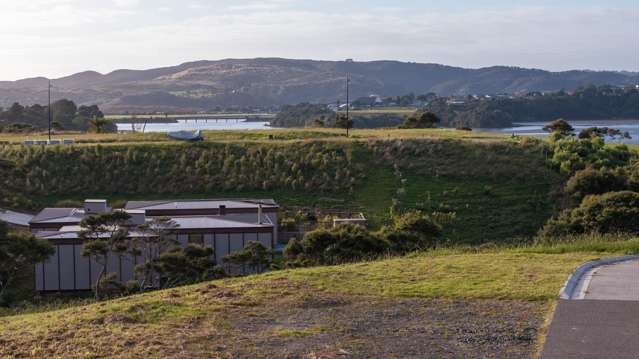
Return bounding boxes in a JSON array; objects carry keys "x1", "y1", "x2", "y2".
[
  {"x1": 0, "y1": 129, "x2": 559, "y2": 244},
  {"x1": 2, "y1": 242, "x2": 639, "y2": 358},
  {"x1": 427, "y1": 85, "x2": 639, "y2": 128},
  {"x1": 1, "y1": 58, "x2": 637, "y2": 112}
]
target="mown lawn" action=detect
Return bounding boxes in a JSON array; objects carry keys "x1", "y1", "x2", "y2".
[{"x1": 2, "y1": 242, "x2": 638, "y2": 358}]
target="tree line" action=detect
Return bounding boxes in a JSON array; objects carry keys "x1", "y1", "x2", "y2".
[
  {"x1": 0, "y1": 100, "x2": 108, "y2": 132},
  {"x1": 425, "y1": 85, "x2": 639, "y2": 128}
]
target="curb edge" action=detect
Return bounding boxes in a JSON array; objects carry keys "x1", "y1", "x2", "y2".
[{"x1": 559, "y1": 254, "x2": 639, "y2": 300}]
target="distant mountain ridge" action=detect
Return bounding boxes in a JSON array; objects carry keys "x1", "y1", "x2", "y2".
[{"x1": 0, "y1": 58, "x2": 637, "y2": 113}]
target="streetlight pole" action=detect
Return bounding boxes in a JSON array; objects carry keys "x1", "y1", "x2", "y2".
[
  {"x1": 48, "y1": 80, "x2": 52, "y2": 141},
  {"x1": 346, "y1": 73, "x2": 350, "y2": 137}
]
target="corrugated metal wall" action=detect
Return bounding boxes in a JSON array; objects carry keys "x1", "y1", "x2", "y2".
[{"x1": 34, "y1": 231, "x2": 273, "y2": 292}]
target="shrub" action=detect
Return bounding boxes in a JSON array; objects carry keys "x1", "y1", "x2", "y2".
[
  {"x1": 539, "y1": 191, "x2": 639, "y2": 237},
  {"x1": 564, "y1": 167, "x2": 628, "y2": 200},
  {"x1": 400, "y1": 111, "x2": 440, "y2": 128},
  {"x1": 286, "y1": 224, "x2": 389, "y2": 265},
  {"x1": 222, "y1": 241, "x2": 272, "y2": 273},
  {"x1": 549, "y1": 136, "x2": 632, "y2": 174},
  {"x1": 392, "y1": 210, "x2": 442, "y2": 240}
]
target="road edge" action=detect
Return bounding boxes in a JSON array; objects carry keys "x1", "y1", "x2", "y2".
[{"x1": 559, "y1": 254, "x2": 639, "y2": 300}]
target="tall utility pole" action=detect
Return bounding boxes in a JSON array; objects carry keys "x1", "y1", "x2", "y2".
[
  {"x1": 345, "y1": 73, "x2": 350, "y2": 137},
  {"x1": 48, "y1": 80, "x2": 52, "y2": 141}
]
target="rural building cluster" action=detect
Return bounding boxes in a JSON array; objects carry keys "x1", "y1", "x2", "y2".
[{"x1": 26, "y1": 199, "x2": 279, "y2": 292}]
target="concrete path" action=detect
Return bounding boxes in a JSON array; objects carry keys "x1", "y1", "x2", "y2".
[{"x1": 542, "y1": 259, "x2": 639, "y2": 358}]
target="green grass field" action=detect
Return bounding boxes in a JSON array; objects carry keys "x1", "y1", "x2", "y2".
[
  {"x1": 2, "y1": 240, "x2": 638, "y2": 358},
  {"x1": 0, "y1": 127, "x2": 506, "y2": 144}
]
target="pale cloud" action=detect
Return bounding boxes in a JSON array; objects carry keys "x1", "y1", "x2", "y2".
[{"x1": 0, "y1": 1, "x2": 637, "y2": 80}]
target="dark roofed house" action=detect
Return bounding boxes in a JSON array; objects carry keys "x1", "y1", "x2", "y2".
[
  {"x1": 0, "y1": 208, "x2": 34, "y2": 229},
  {"x1": 31, "y1": 198, "x2": 279, "y2": 292}
]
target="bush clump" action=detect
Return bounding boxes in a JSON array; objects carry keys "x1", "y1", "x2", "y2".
[
  {"x1": 539, "y1": 191, "x2": 639, "y2": 237},
  {"x1": 284, "y1": 210, "x2": 443, "y2": 266}
]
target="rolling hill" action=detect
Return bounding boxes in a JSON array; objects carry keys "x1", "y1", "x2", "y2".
[{"x1": 0, "y1": 58, "x2": 637, "y2": 113}]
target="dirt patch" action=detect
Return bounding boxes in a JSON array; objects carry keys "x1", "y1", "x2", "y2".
[
  {"x1": 0, "y1": 281, "x2": 548, "y2": 359},
  {"x1": 218, "y1": 296, "x2": 546, "y2": 359}
]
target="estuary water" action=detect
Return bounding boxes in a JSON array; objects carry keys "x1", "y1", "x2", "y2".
[
  {"x1": 477, "y1": 119, "x2": 639, "y2": 144},
  {"x1": 116, "y1": 119, "x2": 272, "y2": 133}
]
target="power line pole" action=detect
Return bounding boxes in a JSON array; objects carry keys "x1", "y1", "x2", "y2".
[
  {"x1": 48, "y1": 80, "x2": 52, "y2": 141},
  {"x1": 346, "y1": 73, "x2": 350, "y2": 137}
]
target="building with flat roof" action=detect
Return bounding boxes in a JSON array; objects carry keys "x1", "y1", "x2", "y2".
[
  {"x1": 31, "y1": 198, "x2": 279, "y2": 292},
  {"x1": 0, "y1": 208, "x2": 33, "y2": 229}
]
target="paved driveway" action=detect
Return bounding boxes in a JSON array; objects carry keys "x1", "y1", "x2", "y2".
[{"x1": 542, "y1": 259, "x2": 639, "y2": 359}]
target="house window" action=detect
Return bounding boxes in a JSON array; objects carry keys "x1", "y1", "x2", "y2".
[{"x1": 188, "y1": 234, "x2": 203, "y2": 245}]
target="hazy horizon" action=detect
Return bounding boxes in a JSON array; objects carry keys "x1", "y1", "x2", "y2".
[{"x1": 1, "y1": 0, "x2": 638, "y2": 81}]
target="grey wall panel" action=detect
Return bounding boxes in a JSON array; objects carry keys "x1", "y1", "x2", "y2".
[
  {"x1": 75, "y1": 246, "x2": 91, "y2": 290},
  {"x1": 107, "y1": 254, "x2": 121, "y2": 281},
  {"x1": 58, "y1": 245, "x2": 75, "y2": 290},
  {"x1": 121, "y1": 253, "x2": 136, "y2": 283},
  {"x1": 90, "y1": 256, "x2": 101, "y2": 286},
  {"x1": 204, "y1": 234, "x2": 215, "y2": 260},
  {"x1": 204, "y1": 234, "x2": 214, "y2": 248},
  {"x1": 244, "y1": 233, "x2": 257, "y2": 246},
  {"x1": 44, "y1": 246, "x2": 59, "y2": 291},
  {"x1": 215, "y1": 233, "x2": 229, "y2": 264},
  {"x1": 230, "y1": 233, "x2": 243, "y2": 252},
  {"x1": 259, "y1": 232, "x2": 272, "y2": 249},
  {"x1": 177, "y1": 234, "x2": 188, "y2": 246},
  {"x1": 34, "y1": 262, "x2": 44, "y2": 291}
]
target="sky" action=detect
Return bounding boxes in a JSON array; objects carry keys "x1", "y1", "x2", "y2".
[{"x1": 0, "y1": 0, "x2": 638, "y2": 80}]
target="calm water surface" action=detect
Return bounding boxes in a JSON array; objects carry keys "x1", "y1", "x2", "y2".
[
  {"x1": 116, "y1": 119, "x2": 272, "y2": 133},
  {"x1": 477, "y1": 120, "x2": 639, "y2": 144}
]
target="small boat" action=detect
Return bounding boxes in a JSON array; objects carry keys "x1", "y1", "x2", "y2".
[{"x1": 167, "y1": 130, "x2": 204, "y2": 142}]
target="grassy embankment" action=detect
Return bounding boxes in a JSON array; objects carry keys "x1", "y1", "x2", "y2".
[
  {"x1": 2, "y1": 239, "x2": 639, "y2": 357},
  {"x1": 0, "y1": 128, "x2": 558, "y2": 244},
  {"x1": 0, "y1": 129, "x2": 560, "y2": 242}
]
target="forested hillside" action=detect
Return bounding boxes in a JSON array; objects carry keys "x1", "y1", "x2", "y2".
[
  {"x1": 1, "y1": 58, "x2": 637, "y2": 112},
  {"x1": 426, "y1": 85, "x2": 639, "y2": 128}
]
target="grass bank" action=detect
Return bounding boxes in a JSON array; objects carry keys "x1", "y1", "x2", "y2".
[{"x1": 2, "y1": 240, "x2": 637, "y2": 358}]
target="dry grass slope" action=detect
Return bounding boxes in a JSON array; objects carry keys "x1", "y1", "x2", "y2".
[{"x1": 3, "y1": 243, "x2": 638, "y2": 358}]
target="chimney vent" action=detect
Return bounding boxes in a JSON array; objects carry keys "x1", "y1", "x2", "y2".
[
  {"x1": 219, "y1": 205, "x2": 227, "y2": 216},
  {"x1": 257, "y1": 204, "x2": 263, "y2": 224},
  {"x1": 84, "y1": 199, "x2": 108, "y2": 214}
]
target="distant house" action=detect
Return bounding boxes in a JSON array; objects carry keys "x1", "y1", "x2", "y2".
[{"x1": 31, "y1": 199, "x2": 279, "y2": 292}]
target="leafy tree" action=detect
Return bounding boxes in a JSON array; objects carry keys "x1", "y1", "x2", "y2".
[
  {"x1": 88, "y1": 116, "x2": 113, "y2": 133},
  {"x1": 149, "y1": 244, "x2": 222, "y2": 288},
  {"x1": 543, "y1": 118, "x2": 574, "y2": 140},
  {"x1": 401, "y1": 111, "x2": 441, "y2": 128},
  {"x1": 78, "y1": 105, "x2": 104, "y2": 119},
  {"x1": 51, "y1": 99, "x2": 77, "y2": 126},
  {"x1": 79, "y1": 211, "x2": 131, "y2": 299},
  {"x1": 133, "y1": 217, "x2": 179, "y2": 290},
  {"x1": 0, "y1": 222, "x2": 54, "y2": 305},
  {"x1": 222, "y1": 240, "x2": 272, "y2": 273},
  {"x1": 6, "y1": 103, "x2": 24, "y2": 122}
]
